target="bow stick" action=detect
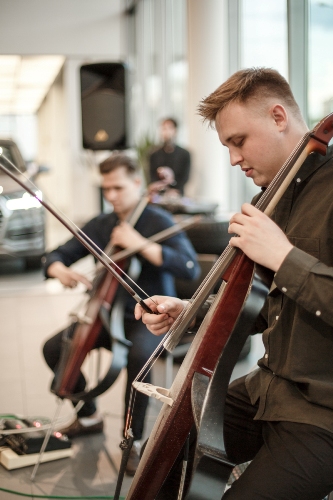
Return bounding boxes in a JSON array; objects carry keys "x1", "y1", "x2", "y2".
[{"x1": 0, "y1": 148, "x2": 155, "y2": 314}]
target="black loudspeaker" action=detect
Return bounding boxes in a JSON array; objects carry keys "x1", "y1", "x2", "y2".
[{"x1": 80, "y1": 62, "x2": 127, "y2": 150}]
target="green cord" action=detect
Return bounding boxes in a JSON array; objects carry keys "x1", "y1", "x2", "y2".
[
  {"x1": 0, "y1": 487, "x2": 125, "y2": 499},
  {"x1": 0, "y1": 414, "x2": 22, "y2": 419}
]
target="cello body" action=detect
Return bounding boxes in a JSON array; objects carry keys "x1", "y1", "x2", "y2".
[
  {"x1": 126, "y1": 113, "x2": 333, "y2": 499},
  {"x1": 185, "y1": 264, "x2": 272, "y2": 499},
  {"x1": 52, "y1": 197, "x2": 149, "y2": 401},
  {"x1": 53, "y1": 214, "x2": 202, "y2": 401},
  {"x1": 127, "y1": 253, "x2": 271, "y2": 499},
  {"x1": 52, "y1": 267, "x2": 122, "y2": 399}
]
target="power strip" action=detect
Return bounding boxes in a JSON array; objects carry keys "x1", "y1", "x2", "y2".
[{"x1": 0, "y1": 446, "x2": 73, "y2": 470}]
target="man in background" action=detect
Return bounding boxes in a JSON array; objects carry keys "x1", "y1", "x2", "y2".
[
  {"x1": 42, "y1": 152, "x2": 199, "y2": 475},
  {"x1": 149, "y1": 117, "x2": 191, "y2": 196}
]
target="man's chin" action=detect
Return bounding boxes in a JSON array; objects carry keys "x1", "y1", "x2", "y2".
[{"x1": 251, "y1": 177, "x2": 267, "y2": 188}]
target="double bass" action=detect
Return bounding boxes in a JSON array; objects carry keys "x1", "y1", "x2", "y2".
[
  {"x1": 0, "y1": 150, "x2": 201, "y2": 406},
  {"x1": 52, "y1": 206, "x2": 202, "y2": 403},
  {"x1": 125, "y1": 113, "x2": 333, "y2": 499},
  {"x1": 51, "y1": 196, "x2": 149, "y2": 402}
]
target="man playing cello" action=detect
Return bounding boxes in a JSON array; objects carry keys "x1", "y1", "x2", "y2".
[
  {"x1": 42, "y1": 152, "x2": 199, "y2": 475},
  {"x1": 135, "y1": 68, "x2": 333, "y2": 499}
]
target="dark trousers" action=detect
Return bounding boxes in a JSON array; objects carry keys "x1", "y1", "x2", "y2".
[
  {"x1": 222, "y1": 376, "x2": 333, "y2": 500},
  {"x1": 157, "y1": 375, "x2": 333, "y2": 500},
  {"x1": 43, "y1": 318, "x2": 161, "y2": 441}
]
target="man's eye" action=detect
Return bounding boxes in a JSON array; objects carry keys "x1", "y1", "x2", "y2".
[{"x1": 235, "y1": 139, "x2": 244, "y2": 147}]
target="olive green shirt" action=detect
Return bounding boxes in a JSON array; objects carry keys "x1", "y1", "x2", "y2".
[{"x1": 245, "y1": 145, "x2": 333, "y2": 433}]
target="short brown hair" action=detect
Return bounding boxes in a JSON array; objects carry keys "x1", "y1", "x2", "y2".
[
  {"x1": 161, "y1": 117, "x2": 178, "y2": 128},
  {"x1": 99, "y1": 152, "x2": 139, "y2": 176},
  {"x1": 198, "y1": 67, "x2": 302, "y2": 125}
]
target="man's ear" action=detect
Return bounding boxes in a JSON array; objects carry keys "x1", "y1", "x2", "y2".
[{"x1": 271, "y1": 104, "x2": 288, "y2": 132}]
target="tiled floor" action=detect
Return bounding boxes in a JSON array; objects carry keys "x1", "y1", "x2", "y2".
[{"x1": 0, "y1": 255, "x2": 264, "y2": 500}]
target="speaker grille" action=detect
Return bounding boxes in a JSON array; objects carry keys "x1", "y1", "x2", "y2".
[{"x1": 80, "y1": 63, "x2": 127, "y2": 150}]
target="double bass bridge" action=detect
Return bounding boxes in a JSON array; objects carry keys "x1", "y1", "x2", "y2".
[
  {"x1": 69, "y1": 312, "x2": 93, "y2": 324},
  {"x1": 132, "y1": 381, "x2": 174, "y2": 406}
]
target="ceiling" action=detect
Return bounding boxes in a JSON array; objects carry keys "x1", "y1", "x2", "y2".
[{"x1": 0, "y1": 55, "x2": 65, "y2": 115}]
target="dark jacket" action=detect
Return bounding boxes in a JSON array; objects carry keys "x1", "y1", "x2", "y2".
[
  {"x1": 195, "y1": 146, "x2": 333, "y2": 434},
  {"x1": 149, "y1": 145, "x2": 191, "y2": 195},
  {"x1": 245, "y1": 145, "x2": 333, "y2": 434}
]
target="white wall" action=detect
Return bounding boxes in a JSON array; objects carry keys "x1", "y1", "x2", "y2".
[
  {"x1": 186, "y1": 0, "x2": 231, "y2": 216},
  {"x1": 37, "y1": 68, "x2": 71, "y2": 217},
  {"x1": 37, "y1": 58, "x2": 108, "y2": 247}
]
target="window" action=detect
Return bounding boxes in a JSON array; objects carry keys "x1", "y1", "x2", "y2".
[
  {"x1": 241, "y1": 0, "x2": 288, "y2": 77},
  {"x1": 308, "y1": 0, "x2": 333, "y2": 128}
]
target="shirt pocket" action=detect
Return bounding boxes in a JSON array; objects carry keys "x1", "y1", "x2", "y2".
[{"x1": 288, "y1": 236, "x2": 320, "y2": 259}]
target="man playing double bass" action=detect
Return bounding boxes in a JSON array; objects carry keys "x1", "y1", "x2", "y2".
[
  {"x1": 135, "y1": 68, "x2": 333, "y2": 499},
  {"x1": 42, "y1": 152, "x2": 199, "y2": 475}
]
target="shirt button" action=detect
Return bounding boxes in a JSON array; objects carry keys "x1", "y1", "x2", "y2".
[
  {"x1": 276, "y1": 315, "x2": 279, "y2": 320},
  {"x1": 186, "y1": 261, "x2": 194, "y2": 269},
  {"x1": 316, "y1": 310, "x2": 321, "y2": 316},
  {"x1": 282, "y1": 287, "x2": 287, "y2": 293},
  {"x1": 296, "y1": 178, "x2": 301, "y2": 183},
  {"x1": 264, "y1": 354, "x2": 268, "y2": 359}
]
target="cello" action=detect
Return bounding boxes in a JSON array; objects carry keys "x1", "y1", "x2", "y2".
[
  {"x1": 51, "y1": 195, "x2": 149, "y2": 401},
  {"x1": 0, "y1": 150, "x2": 201, "y2": 405},
  {"x1": 125, "y1": 113, "x2": 333, "y2": 500},
  {"x1": 52, "y1": 209, "x2": 202, "y2": 402}
]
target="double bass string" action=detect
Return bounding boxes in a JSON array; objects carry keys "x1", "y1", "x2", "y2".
[
  {"x1": 125, "y1": 242, "x2": 237, "y2": 432},
  {"x1": 133, "y1": 130, "x2": 312, "y2": 377},
  {"x1": 255, "y1": 132, "x2": 311, "y2": 213},
  {"x1": 125, "y1": 130, "x2": 313, "y2": 434},
  {"x1": 90, "y1": 196, "x2": 149, "y2": 293},
  {"x1": 87, "y1": 197, "x2": 151, "y2": 300},
  {"x1": 132, "y1": 238, "x2": 239, "y2": 383},
  {"x1": 74, "y1": 227, "x2": 154, "y2": 302},
  {"x1": 125, "y1": 242, "x2": 236, "y2": 434}
]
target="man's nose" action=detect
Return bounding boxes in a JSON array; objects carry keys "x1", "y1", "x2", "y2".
[
  {"x1": 104, "y1": 189, "x2": 116, "y2": 202},
  {"x1": 229, "y1": 151, "x2": 243, "y2": 166}
]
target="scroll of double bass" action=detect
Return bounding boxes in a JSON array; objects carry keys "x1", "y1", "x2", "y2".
[{"x1": 126, "y1": 113, "x2": 333, "y2": 500}]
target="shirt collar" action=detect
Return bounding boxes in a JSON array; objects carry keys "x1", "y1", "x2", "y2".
[{"x1": 292, "y1": 143, "x2": 333, "y2": 185}]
